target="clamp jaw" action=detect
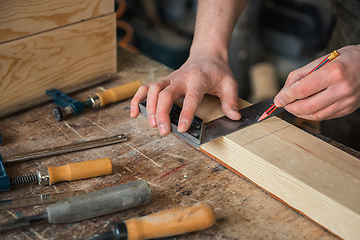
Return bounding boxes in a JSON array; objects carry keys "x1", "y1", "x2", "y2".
[{"x1": 0, "y1": 155, "x2": 10, "y2": 192}]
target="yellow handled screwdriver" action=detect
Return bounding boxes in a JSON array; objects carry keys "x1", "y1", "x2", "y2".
[
  {"x1": 85, "y1": 202, "x2": 216, "y2": 240},
  {"x1": 54, "y1": 80, "x2": 142, "y2": 121},
  {"x1": 10, "y1": 158, "x2": 112, "y2": 186}
]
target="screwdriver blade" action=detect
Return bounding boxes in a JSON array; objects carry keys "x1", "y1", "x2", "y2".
[{"x1": 0, "y1": 212, "x2": 48, "y2": 233}]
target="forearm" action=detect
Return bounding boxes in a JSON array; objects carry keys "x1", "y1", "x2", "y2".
[{"x1": 190, "y1": 0, "x2": 247, "y2": 61}]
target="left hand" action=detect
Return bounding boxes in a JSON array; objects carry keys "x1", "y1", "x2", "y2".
[{"x1": 274, "y1": 44, "x2": 360, "y2": 120}]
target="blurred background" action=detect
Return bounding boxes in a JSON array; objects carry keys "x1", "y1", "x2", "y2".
[
  {"x1": 115, "y1": 0, "x2": 360, "y2": 151},
  {"x1": 116, "y1": 0, "x2": 335, "y2": 95}
]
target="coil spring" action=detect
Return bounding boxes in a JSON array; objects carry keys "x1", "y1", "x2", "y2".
[{"x1": 10, "y1": 174, "x2": 38, "y2": 185}]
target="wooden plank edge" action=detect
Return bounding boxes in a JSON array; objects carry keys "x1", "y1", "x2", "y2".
[
  {"x1": 200, "y1": 137, "x2": 360, "y2": 240},
  {"x1": 199, "y1": 147, "x2": 342, "y2": 239}
]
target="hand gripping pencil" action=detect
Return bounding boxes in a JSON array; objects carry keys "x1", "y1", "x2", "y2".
[{"x1": 257, "y1": 50, "x2": 340, "y2": 122}]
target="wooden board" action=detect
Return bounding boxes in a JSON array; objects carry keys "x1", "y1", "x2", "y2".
[
  {"x1": 0, "y1": 0, "x2": 114, "y2": 44},
  {"x1": 196, "y1": 95, "x2": 360, "y2": 240},
  {"x1": 0, "y1": 13, "x2": 116, "y2": 115}
]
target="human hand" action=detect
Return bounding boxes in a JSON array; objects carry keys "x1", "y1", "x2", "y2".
[
  {"x1": 274, "y1": 45, "x2": 360, "y2": 120},
  {"x1": 130, "y1": 51, "x2": 241, "y2": 136}
]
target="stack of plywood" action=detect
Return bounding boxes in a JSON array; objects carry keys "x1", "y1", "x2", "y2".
[{"x1": 0, "y1": 0, "x2": 116, "y2": 116}]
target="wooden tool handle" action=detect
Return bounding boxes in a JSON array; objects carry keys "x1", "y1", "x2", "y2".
[
  {"x1": 97, "y1": 81, "x2": 142, "y2": 107},
  {"x1": 126, "y1": 202, "x2": 216, "y2": 240},
  {"x1": 48, "y1": 158, "x2": 112, "y2": 185}
]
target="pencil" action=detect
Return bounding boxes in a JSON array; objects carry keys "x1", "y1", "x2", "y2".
[{"x1": 257, "y1": 50, "x2": 340, "y2": 123}]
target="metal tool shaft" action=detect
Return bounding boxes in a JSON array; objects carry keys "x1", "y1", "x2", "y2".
[
  {"x1": 2, "y1": 134, "x2": 127, "y2": 164},
  {"x1": 0, "y1": 191, "x2": 85, "y2": 210}
]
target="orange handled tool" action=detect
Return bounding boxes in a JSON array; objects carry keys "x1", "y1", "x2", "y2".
[
  {"x1": 10, "y1": 158, "x2": 112, "y2": 186},
  {"x1": 53, "y1": 81, "x2": 142, "y2": 121},
  {"x1": 86, "y1": 202, "x2": 216, "y2": 240},
  {"x1": 93, "y1": 80, "x2": 142, "y2": 107}
]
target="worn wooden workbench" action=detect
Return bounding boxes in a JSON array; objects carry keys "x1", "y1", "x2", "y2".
[{"x1": 0, "y1": 47, "x2": 345, "y2": 239}]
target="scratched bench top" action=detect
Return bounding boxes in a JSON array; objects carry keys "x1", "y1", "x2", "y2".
[{"x1": 0, "y1": 47, "x2": 339, "y2": 240}]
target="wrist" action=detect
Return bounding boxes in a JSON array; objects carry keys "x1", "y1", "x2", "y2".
[{"x1": 189, "y1": 40, "x2": 229, "y2": 63}]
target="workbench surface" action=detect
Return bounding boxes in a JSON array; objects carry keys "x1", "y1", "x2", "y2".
[{"x1": 0, "y1": 48, "x2": 342, "y2": 239}]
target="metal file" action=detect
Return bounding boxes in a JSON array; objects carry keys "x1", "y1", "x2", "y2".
[{"x1": 0, "y1": 191, "x2": 85, "y2": 210}]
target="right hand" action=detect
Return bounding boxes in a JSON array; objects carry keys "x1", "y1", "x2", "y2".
[{"x1": 130, "y1": 50, "x2": 241, "y2": 136}]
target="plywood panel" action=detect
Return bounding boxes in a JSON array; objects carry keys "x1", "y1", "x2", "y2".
[
  {"x1": 198, "y1": 96, "x2": 360, "y2": 240},
  {"x1": 0, "y1": 13, "x2": 116, "y2": 115},
  {"x1": 0, "y1": 0, "x2": 114, "y2": 44}
]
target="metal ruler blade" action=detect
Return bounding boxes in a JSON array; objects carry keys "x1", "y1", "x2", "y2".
[
  {"x1": 139, "y1": 98, "x2": 284, "y2": 149},
  {"x1": 202, "y1": 98, "x2": 284, "y2": 144},
  {"x1": 0, "y1": 190, "x2": 85, "y2": 210}
]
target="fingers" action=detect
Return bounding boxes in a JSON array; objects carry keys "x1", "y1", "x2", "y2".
[
  {"x1": 178, "y1": 91, "x2": 205, "y2": 133},
  {"x1": 131, "y1": 77, "x2": 187, "y2": 136},
  {"x1": 218, "y1": 78, "x2": 241, "y2": 120},
  {"x1": 146, "y1": 79, "x2": 172, "y2": 127},
  {"x1": 130, "y1": 79, "x2": 178, "y2": 134},
  {"x1": 282, "y1": 55, "x2": 333, "y2": 88},
  {"x1": 282, "y1": 83, "x2": 357, "y2": 121},
  {"x1": 130, "y1": 85, "x2": 149, "y2": 118},
  {"x1": 274, "y1": 68, "x2": 330, "y2": 108},
  {"x1": 156, "y1": 82, "x2": 185, "y2": 135},
  {"x1": 291, "y1": 101, "x2": 352, "y2": 121},
  {"x1": 283, "y1": 88, "x2": 336, "y2": 120}
]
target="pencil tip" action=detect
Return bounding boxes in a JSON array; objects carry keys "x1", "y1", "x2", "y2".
[{"x1": 257, "y1": 113, "x2": 267, "y2": 123}]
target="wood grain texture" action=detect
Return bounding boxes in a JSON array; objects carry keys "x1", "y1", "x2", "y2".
[
  {"x1": 198, "y1": 97, "x2": 360, "y2": 240},
  {"x1": 0, "y1": 13, "x2": 116, "y2": 115},
  {"x1": 0, "y1": 0, "x2": 114, "y2": 44}
]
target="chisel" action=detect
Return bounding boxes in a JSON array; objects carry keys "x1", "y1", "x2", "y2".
[
  {"x1": 85, "y1": 203, "x2": 216, "y2": 240},
  {"x1": 0, "y1": 179, "x2": 151, "y2": 232}
]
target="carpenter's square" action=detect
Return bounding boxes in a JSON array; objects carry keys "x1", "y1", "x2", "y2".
[
  {"x1": 0, "y1": 179, "x2": 151, "y2": 232},
  {"x1": 84, "y1": 203, "x2": 215, "y2": 240},
  {"x1": 139, "y1": 98, "x2": 284, "y2": 149}
]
